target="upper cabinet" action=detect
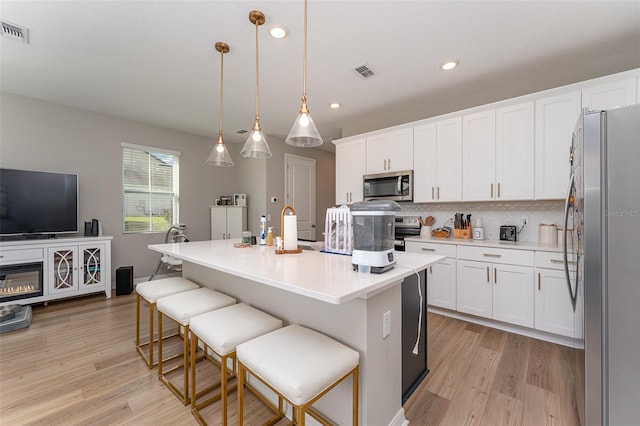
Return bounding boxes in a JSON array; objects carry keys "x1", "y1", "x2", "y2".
[
  {"x1": 535, "y1": 91, "x2": 581, "y2": 200},
  {"x1": 414, "y1": 117, "x2": 463, "y2": 202},
  {"x1": 582, "y1": 78, "x2": 637, "y2": 110},
  {"x1": 335, "y1": 138, "x2": 366, "y2": 205},
  {"x1": 365, "y1": 128, "x2": 413, "y2": 174},
  {"x1": 462, "y1": 103, "x2": 534, "y2": 201}
]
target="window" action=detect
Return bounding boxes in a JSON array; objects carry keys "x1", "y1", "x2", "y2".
[{"x1": 122, "y1": 143, "x2": 180, "y2": 233}]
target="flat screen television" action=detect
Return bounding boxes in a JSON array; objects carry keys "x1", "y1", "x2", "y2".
[{"x1": 0, "y1": 168, "x2": 78, "y2": 237}]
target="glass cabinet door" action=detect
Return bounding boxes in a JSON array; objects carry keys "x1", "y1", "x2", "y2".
[
  {"x1": 80, "y1": 245, "x2": 104, "y2": 289},
  {"x1": 49, "y1": 247, "x2": 78, "y2": 294}
]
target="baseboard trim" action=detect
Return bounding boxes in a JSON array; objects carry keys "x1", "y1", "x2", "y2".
[{"x1": 388, "y1": 407, "x2": 408, "y2": 426}]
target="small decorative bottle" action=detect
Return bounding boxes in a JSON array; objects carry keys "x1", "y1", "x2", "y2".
[
  {"x1": 259, "y1": 215, "x2": 267, "y2": 245},
  {"x1": 266, "y1": 227, "x2": 274, "y2": 246}
]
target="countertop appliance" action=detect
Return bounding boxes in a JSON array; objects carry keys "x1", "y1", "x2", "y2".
[
  {"x1": 394, "y1": 215, "x2": 421, "y2": 251},
  {"x1": 363, "y1": 170, "x2": 413, "y2": 202},
  {"x1": 401, "y1": 269, "x2": 427, "y2": 403},
  {"x1": 566, "y1": 104, "x2": 640, "y2": 425},
  {"x1": 351, "y1": 200, "x2": 399, "y2": 273},
  {"x1": 499, "y1": 225, "x2": 517, "y2": 241}
]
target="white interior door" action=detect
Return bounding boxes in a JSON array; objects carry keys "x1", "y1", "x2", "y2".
[{"x1": 285, "y1": 154, "x2": 316, "y2": 240}]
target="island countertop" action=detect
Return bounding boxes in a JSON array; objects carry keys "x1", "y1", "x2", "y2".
[{"x1": 148, "y1": 239, "x2": 443, "y2": 305}]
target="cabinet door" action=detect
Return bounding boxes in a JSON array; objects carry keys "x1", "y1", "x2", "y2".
[
  {"x1": 211, "y1": 207, "x2": 228, "y2": 240},
  {"x1": 226, "y1": 207, "x2": 247, "y2": 239},
  {"x1": 428, "y1": 258, "x2": 457, "y2": 310},
  {"x1": 48, "y1": 247, "x2": 78, "y2": 294},
  {"x1": 349, "y1": 139, "x2": 366, "y2": 203},
  {"x1": 534, "y1": 91, "x2": 581, "y2": 199},
  {"x1": 496, "y1": 102, "x2": 534, "y2": 200},
  {"x1": 78, "y1": 244, "x2": 105, "y2": 291},
  {"x1": 335, "y1": 143, "x2": 350, "y2": 205},
  {"x1": 413, "y1": 123, "x2": 438, "y2": 202},
  {"x1": 582, "y1": 78, "x2": 637, "y2": 110},
  {"x1": 457, "y1": 260, "x2": 492, "y2": 319},
  {"x1": 492, "y1": 264, "x2": 534, "y2": 327},
  {"x1": 365, "y1": 134, "x2": 388, "y2": 174},
  {"x1": 387, "y1": 128, "x2": 413, "y2": 172},
  {"x1": 463, "y1": 110, "x2": 496, "y2": 201},
  {"x1": 535, "y1": 268, "x2": 582, "y2": 338},
  {"x1": 436, "y1": 117, "x2": 463, "y2": 202}
]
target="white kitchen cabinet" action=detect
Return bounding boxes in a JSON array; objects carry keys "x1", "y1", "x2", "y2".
[
  {"x1": 463, "y1": 110, "x2": 496, "y2": 201},
  {"x1": 534, "y1": 91, "x2": 581, "y2": 199},
  {"x1": 210, "y1": 206, "x2": 247, "y2": 240},
  {"x1": 534, "y1": 251, "x2": 583, "y2": 338},
  {"x1": 406, "y1": 241, "x2": 457, "y2": 310},
  {"x1": 495, "y1": 102, "x2": 535, "y2": 200},
  {"x1": 335, "y1": 138, "x2": 366, "y2": 204},
  {"x1": 413, "y1": 117, "x2": 462, "y2": 202},
  {"x1": 582, "y1": 78, "x2": 637, "y2": 110},
  {"x1": 365, "y1": 128, "x2": 413, "y2": 174},
  {"x1": 457, "y1": 246, "x2": 534, "y2": 327}
]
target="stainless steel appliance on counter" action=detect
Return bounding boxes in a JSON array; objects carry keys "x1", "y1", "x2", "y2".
[
  {"x1": 565, "y1": 104, "x2": 640, "y2": 425},
  {"x1": 363, "y1": 170, "x2": 413, "y2": 201},
  {"x1": 394, "y1": 215, "x2": 421, "y2": 251}
]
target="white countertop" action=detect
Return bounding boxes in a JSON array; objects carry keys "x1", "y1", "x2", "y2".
[
  {"x1": 404, "y1": 236, "x2": 563, "y2": 252},
  {"x1": 148, "y1": 239, "x2": 444, "y2": 305}
]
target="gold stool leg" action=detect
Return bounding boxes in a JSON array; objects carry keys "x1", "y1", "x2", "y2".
[
  {"x1": 157, "y1": 309, "x2": 163, "y2": 377},
  {"x1": 190, "y1": 332, "x2": 198, "y2": 409},
  {"x1": 148, "y1": 301, "x2": 155, "y2": 367},
  {"x1": 353, "y1": 366, "x2": 359, "y2": 425},
  {"x1": 237, "y1": 363, "x2": 245, "y2": 425}
]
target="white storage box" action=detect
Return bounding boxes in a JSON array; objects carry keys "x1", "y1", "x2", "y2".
[{"x1": 324, "y1": 206, "x2": 352, "y2": 255}]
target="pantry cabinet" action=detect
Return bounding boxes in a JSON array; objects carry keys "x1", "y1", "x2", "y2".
[
  {"x1": 534, "y1": 91, "x2": 581, "y2": 199},
  {"x1": 406, "y1": 241, "x2": 456, "y2": 310},
  {"x1": 582, "y1": 78, "x2": 637, "y2": 110},
  {"x1": 210, "y1": 206, "x2": 247, "y2": 240},
  {"x1": 335, "y1": 138, "x2": 366, "y2": 204},
  {"x1": 534, "y1": 251, "x2": 583, "y2": 338},
  {"x1": 413, "y1": 117, "x2": 462, "y2": 202},
  {"x1": 365, "y1": 128, "x2": 413, "y2": 174}
]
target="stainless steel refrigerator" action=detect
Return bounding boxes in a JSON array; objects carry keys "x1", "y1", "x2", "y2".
[{"x1": 565, "y1": 104, "x2": 640, "y2": 425}]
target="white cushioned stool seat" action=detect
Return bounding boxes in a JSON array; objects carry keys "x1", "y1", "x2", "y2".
[
  {"x1": 189, "y1": 303, "x2": 282, "y2": 425},
  {"x1": 136, "y1": 277, "x2": 200, "y2": 303},
  {"x1": 156, "y1": 287, "x2": 236, "y2": 405},
  {"x1": 135, "y1": 277, "x2": 200, "y2": 369},
  {"x1": 237, "y1": 324, "x2": 359, "y2": 406},
  {"x1": 157, "y1": 287, "x2": 236, "y2": 325}
]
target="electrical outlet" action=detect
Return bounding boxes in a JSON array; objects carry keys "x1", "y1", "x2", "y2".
[
  {"x1": 383, "y1": 311, "x2": 391, "y2": 338},
  {"x1": 521, "y1": 216, "x2": 528, "y2": 226}
]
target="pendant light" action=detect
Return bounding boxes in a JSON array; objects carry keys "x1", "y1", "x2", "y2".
[
  {"x1": 241, "y1": 10, "x2": 272, "y2": 158},
  {"x1": 206, "y1": 42, "x2": 234, "y2": 167},
  {"x1": 286, "y1": 0, "x2": 322, "y2": 147}
]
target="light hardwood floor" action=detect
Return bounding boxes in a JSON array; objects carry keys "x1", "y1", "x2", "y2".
[{"x1": 0, "y1": 293, "x2": 583, "y2": 425}]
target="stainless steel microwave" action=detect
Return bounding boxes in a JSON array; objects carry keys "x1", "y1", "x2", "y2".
[{"x1": 363, "y1": 170, "x2": 413, "y2": 201}]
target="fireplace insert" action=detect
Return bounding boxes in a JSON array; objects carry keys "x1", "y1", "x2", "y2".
[{"x1": 0, "y1": 262, "x2": 43, "y2": 303}]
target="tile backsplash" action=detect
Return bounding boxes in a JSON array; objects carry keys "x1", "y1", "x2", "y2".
[{"x1": 399, "y1": 200, "x2": 564, "y2": 242}]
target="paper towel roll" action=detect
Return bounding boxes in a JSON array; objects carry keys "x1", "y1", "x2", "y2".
[
  {"x1": 283, "y1": 214, "x2": 298, "y2": 250},
  {"x1": 538, "y1": 224, "x2": 558, "y2": 246}
]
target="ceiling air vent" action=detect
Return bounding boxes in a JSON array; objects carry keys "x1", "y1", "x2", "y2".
[
  {"x1": 353, "y1": 63, "x2": 376, "y2": 79},
  {"x1": 1, "y1": 20, "x2": 29, "y2": 43},
  {"x1": 236, "y1": 129, "x2": 248, "y2": 134}
]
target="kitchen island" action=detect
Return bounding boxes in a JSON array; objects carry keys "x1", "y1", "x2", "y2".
[{"x1": 149, "y1": 239, "x2": 443, "y2": 425}]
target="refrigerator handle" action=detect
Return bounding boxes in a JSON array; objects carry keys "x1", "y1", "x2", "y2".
[{"x1": 563, "y1": 173, "x2": 578, "y2": 312}]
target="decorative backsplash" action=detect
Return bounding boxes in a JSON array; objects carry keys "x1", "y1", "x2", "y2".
[{"x1": 399, "y1": 200, "x2": 565, "y2": 242}]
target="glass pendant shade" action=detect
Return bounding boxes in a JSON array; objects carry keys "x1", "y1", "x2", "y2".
[
  {"x1": 206, "y1": 133, "x2": 234, "y2": 167},
  {"x1": 241, "y1": 120, "x2": 272, "y2": 158},
  {"x1": 286, "y1": 100, "x2": 322, "y2": 147}
]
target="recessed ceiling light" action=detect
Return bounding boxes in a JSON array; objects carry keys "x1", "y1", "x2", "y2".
[
  {"x1": 269, "y1": 24, "x2": 288, "y2": 39},
  {"x1": 441, "y1": 60, "x2": 459, "y2": 71},
  {"x1": 330, "y1": 103, "x2": 341, "y2": 109}
]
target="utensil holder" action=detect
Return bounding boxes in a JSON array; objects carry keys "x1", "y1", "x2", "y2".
[{"x1": 420, "y1": 226, "x2": 432, "y2": 239}]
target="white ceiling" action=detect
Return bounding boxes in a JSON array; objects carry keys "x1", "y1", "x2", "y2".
[{"x1": 2, "y1": 1, "x2": 639, "y2": 152}]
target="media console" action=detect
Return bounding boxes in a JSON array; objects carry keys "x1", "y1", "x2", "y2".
[{"x1": 0, "y1": 236, "x2": 112, "y2": 307}]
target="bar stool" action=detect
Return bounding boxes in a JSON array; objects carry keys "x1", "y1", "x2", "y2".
[
  {"x1": 135, "y1": 277, "x2": 200, "y2": 368},
  {"x1": 237, "y1": 324, "x2": 360, "y2": 426},
  {"x1": 189, "y1": 303, "x2": 283, "y2": 425},
  {"x1": 157, "y1": 287, "x2": 236, "y2": 405}
]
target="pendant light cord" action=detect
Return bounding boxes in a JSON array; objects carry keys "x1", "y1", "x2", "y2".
[
  {"x1": 255, "y1": 20, "x2": 260, "y2": 121},
  {"x1": 302, "y1": 0, "x2": 307, "y2": 102},
  {"x1": 219, "y1": 49, "x2": 224, "y2": 135}
]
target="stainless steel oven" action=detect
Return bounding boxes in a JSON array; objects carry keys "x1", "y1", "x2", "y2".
[{"x1": 394, "y1": 215, "x2": 421, "y2": 251}]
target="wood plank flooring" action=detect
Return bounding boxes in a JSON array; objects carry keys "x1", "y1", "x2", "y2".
[{"x1": 0, "y1": 293, "x2": 583, "y2": 425}]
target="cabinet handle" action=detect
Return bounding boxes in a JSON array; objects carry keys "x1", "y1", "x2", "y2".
[
  {"x1": 494, "y1": 268, "x2": 497, "y2": 284},
  {"x1": 498, "y1": 182, "x2": 501, "y2": 198},
  {"x1": 431, "y1": 187, "x2": 435, "y2": 200},
  {"x1": 550, "y1": 259, "x2": 575, "y2": 265},
  {"x1": 421, "y1": 248, "x2": 436, "y2": 252},
  {"x1": 538, "y1": 272, "x2": 541, "y2": 290},
  {"x1": 388, "y1": 158, "x2": 391, "y2": 170},
  {"x1": 437, "y1": 187, "x2": 440, "y2": 199},
  {"x1": 429, "y1": 266, "x2": 432, "y2": 274},
  {"x1": 491, "y1": 183, "x2": 494, "y2": 198},
  {"x1": 483, "y1": 253, "x2": 502, "y2": 258},
  {"x1": 222, "y1": 233, "x2": 226, "y2": 239},
  {"x1": 486, "y1": 267, "x2": 490, "y2": 283}
]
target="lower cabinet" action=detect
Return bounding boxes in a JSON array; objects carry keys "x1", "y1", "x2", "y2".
[
  {"x1": 210, "y1": 206, "x2": 247, "y2": 240},
  {"x1": 406, "y1": 241, "x2": 457, "y2": 310},
  {"x1": 48, "y1": 243, "x2": 109, "y2": 297}
]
